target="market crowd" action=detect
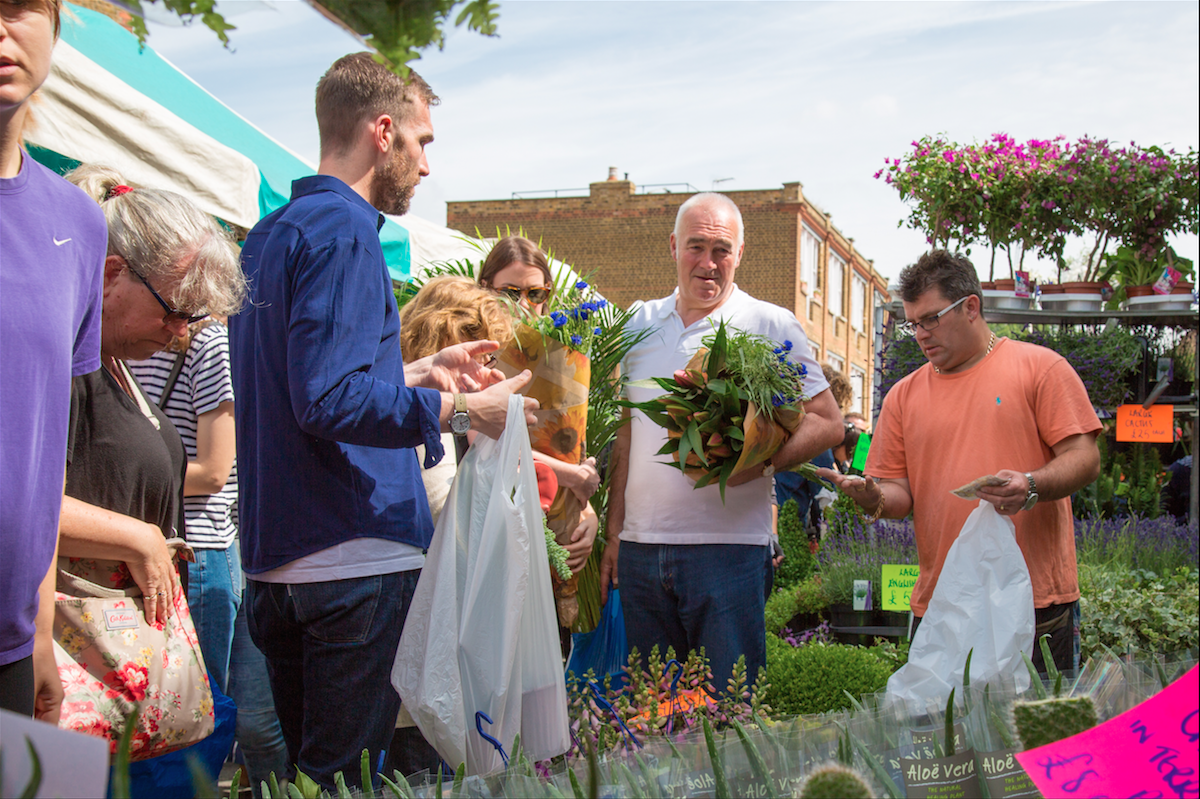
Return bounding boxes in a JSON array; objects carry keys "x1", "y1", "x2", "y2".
[{"x1": 2, "y1": 0, "x2": 1101, "y2": 793}]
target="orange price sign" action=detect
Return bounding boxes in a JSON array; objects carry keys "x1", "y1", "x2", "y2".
[{"x1": 1115, "y1": 404, "x2": 1173, "y2": 443}]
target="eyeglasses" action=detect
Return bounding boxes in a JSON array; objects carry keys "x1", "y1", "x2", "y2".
[
  {"x1": 898, "y1": 295, "x2": 968, "y2": 337},
  {"x1": 127, "y1": 265, "x2": 209, "y2": 325},
  {"x1": 495, "y1": 285, "x2": 552, "y2": 305}
]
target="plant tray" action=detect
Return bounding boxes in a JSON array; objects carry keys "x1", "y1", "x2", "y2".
[
  {"x1": 1039, "y1": 293, "x2": 1104, "y2": 312},
  {"x1": 983, "y1": 289, "x2": 1032, "y2": 310},
  {"x1": 1122, "y1": 294, "x2": 1194, "y2": 312}
]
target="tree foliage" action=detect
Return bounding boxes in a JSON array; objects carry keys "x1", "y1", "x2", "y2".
[{"x1": 126, "y1": 0, "x2": 500, "y2": 74}]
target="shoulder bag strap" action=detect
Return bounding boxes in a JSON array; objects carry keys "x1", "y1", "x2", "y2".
[{"x1": 158, "y1": 348, "x2": 188, "y2": 409}]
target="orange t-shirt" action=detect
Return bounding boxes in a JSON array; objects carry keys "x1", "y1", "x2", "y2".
[{"x1": 865, "y1": 338, "x2": 1101, "y2": 616}]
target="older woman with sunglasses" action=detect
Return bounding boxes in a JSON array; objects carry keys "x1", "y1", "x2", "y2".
[
  {"x1": 57, "y1": 165, "x2": 246, "y2": 626},
  {"x1": 477, "y1": 236, "x2": 601, "y2": 573}
]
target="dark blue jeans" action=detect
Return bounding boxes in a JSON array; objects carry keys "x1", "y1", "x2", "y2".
[
  {"x1": 247, "y1": 570, "x2": 418, "y2": 791},
  {"x1": 618, "y1": 542, "x2": 770, "y2": 691}
]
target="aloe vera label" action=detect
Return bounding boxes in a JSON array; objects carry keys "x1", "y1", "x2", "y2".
[
  {"x1": 679, "y1": 769, "x2": 715, "y2": 797},
  {"x1": 727, "y1": 769, "x2": 802, "y2": 798},
  {"x1": 910, "y1": 722, "x2": 967, "y2": 759},
  {"x1": 900, "y1": 748, "x2": 983, "y2": 799},
  {"x1": 976, "y1": 749, "x2": 1040, "y2": 798},
  {"x1": 880, "y1": 746, "x2": 907, "y2": 790}
]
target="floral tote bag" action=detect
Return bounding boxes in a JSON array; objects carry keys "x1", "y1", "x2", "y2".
[{"x1": 53, "y1": 544, "x2": 214, "y2": 761}]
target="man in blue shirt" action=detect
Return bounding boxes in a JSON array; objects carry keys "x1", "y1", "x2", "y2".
[{"x1": 230, "y1": 53, "x2": 535, "y2": 790}]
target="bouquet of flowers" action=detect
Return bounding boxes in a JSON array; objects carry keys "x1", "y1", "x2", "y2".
[
  {"x1": 495, "y1": 280, "x2": 615, "y2": 628},
  {"x1": 624, "y1": 320, "x2": 819, "y2": 501}
]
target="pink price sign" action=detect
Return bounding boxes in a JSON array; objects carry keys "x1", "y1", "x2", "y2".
[{"x1": 1015, "y1": 665, "x2": 1199, "y2": 799}]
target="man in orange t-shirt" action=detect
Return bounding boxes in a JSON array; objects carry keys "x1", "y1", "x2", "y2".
[{"x1": 819, "y1": 250, "x2": 1101, "y2": 674}]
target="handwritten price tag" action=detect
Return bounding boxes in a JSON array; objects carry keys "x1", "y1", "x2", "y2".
[
  {"x1": 1014, "y1": 665, "x2": 1198, "y2": 799},
  {"x1": 1116, "y1": 404, "x2": 1174, "y2": 443},
  {"x1": 881, "y1": 564, "x2": 919, "y2": 611}
]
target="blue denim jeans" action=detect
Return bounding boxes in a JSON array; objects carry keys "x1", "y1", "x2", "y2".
[
  {"x1": 247, "y1": 571, "x2": 418, "y2": 791},
  {"x1": 618, "y1": 542, "x2": 770, "y2": 691},
  {"x1": 188, "y1": 541, "x2": 242, "y2": 692},
  {"x1": 227, "y1": 599, "x2": 288, "y2": 797}
]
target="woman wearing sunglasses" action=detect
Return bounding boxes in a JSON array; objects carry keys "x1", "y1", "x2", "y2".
[
  {"x1": 56, "y1": 164, "x2": 246, "y2": 629},
  {"x1": 477, "y1": 237, "x2": 600, "y2": 575}
]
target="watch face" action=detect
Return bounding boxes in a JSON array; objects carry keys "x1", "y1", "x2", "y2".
[
  {"x1": 450, "y1": 411, "x2": 471, "y2": 435},
  {"x1": 1023, "y1": 493, "x2": 1038, "y2": 511}
]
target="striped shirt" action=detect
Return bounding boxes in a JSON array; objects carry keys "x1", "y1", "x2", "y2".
[{"x1": 129, "y1": 322, "x2": 237, "y2": 549}]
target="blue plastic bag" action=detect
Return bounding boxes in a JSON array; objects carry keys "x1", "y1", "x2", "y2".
[
  {"x1": 117, "y1": 675, "x2": 237, "y2": 799},
  {"x1": 567, "y1": 588, "x2": 628, "y2": 691}
]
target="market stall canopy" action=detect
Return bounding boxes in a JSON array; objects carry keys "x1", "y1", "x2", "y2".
[{"x1": 26, "y1": 2, "x2": 413, "y2": 279}]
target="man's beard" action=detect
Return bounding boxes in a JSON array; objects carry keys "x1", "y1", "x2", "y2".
[{"x1": 370, "y1": 147, "x2": 417, "y2": 216}]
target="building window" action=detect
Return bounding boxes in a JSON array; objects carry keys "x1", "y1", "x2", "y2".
[
  {"x1": 851, "y1": 275, "x2": 867, "y2": 332},
  {"x1": 850, "y1": 365, "x2": 867, "y2": 415},
  {"x1": 827, "y1": 352, "x2": 845, "y2": 375},
  {"x1": 801, "y1": 225, "x2": 821, "y2": 304},
  {"x1": 828, "y1": 252, "x2": 845, "y2": 318}
]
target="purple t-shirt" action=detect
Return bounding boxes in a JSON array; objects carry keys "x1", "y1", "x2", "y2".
[{"x1": 0, "y1": 152, "x2": 106, "y2": 665}]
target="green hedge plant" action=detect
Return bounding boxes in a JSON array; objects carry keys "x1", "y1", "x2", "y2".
[{"x1": 765, "y1": 636, "x2": 895, "y2": 715}]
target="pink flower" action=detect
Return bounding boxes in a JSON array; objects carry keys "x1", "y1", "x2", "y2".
[{"x1": 943, "y1": 150, "x2": 956, "y2": 163}]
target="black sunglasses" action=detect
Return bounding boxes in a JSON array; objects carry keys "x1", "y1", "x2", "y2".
[
  {"x1": 496, "y1": 285, "x2": 553, "y2": 305},
  {"x1": 127, "y1": 266, "x2": 209, "y2": 325}
]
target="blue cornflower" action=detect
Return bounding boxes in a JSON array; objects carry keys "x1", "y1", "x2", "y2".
[
  {"x1": 772, "y1": 394, "x2": 785, "y2": 407},
  {"x1": 571, "y1": 334, "x2": 583, "y2": 346},
  {"x1": 569, "y1": 308, "x2": 580, "y2": 320},
  {"x1": 783, "y1": 340, "x2": 794, "y2": 351},
  {"x1": 594, "y1": 327, "x2": 602, "y2": 335},
  {"x1": 597, "y1": 299, "x2": 609, "y2": 309},
  {"x1": 552, "y1": 313, "x2": 568, "y2": 329},
  {"x1": 579, "y1": 310, "x2": 590, "y2": 321},
  {"x1": 575, "y1": 280, "x2": 589, "y2": 290},
  {"x1": 773, "y1": 347, "x2": 783, "y2": 355}
]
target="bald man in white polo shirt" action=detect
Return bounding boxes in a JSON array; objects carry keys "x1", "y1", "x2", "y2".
[{"x1": 599, "y1": 193, "x2": 844, "y2": 688}]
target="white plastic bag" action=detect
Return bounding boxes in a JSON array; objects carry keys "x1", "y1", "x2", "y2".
[
  {"x1": 885, "y1": 500, "x2": 1034, "y2": 712},
  {"x1": 392, "y1": 395, "x2": 569, "y2": 775}
]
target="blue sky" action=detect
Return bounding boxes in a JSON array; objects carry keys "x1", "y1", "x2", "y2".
[{"x1": 140, "y1": 0, "x2": 1199, "y2": 282}]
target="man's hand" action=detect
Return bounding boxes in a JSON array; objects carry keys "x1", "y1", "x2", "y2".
[
  {"x1": 454, "y1": 371, "x2": 538, "y2": 439},
  {"x1": 599, "y1": 539, "x2": 619, "y2": 607},
  {"x1": 975, "y1": 471, "x2": 1027, "y2": 516},
  {"x1": 408, "y1": 340, "x2": 505, "y2": 392},
  {"x1": 816, "y1": 467, "x2": 883, "y2": 510}
]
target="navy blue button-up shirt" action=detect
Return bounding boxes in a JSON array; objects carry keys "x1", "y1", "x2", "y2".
[{"x1": 230, "y1": 176, "x2": 443, "y2": 573}]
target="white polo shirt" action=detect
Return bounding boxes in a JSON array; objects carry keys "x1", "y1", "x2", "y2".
[{"x1": 621, "y1": 287, "x2": 829, "y2": 546}]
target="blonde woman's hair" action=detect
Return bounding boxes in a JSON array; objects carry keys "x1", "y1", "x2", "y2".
[
  {"x1": 65, "y1": 164, "x2": 247, "y2": 317},
  {"x1": 400, "y1": 276, "x2": 514, "y2": 361}
]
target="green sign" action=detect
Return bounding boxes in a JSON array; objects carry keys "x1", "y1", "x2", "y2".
[{"x1": 881, "y1": 563, "x2": 919, "y2": 611}]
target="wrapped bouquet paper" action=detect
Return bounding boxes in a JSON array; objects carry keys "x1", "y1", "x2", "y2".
[
  {"x1": 495, "y1": 309, "x2": 595, "y2": 627},
  {"x1": 624, "y1": 320, "x2": 819, "y2": 501}
]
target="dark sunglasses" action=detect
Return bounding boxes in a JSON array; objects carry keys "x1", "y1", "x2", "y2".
[
  {"x1": 496, "y1": 285, "x2": 552, "y2": 304},
  {"x1": 127, "y1": 265, "x2": 209, "y2": 325}
]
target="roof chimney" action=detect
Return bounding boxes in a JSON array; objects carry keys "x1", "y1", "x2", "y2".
[{"x1": 607, "y1": 166, "x2": 619, "y2": 181}]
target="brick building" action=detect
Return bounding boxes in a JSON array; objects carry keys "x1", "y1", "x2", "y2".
[{"x1": 447, "y1": 172, "x2": 890, "y2": 417}]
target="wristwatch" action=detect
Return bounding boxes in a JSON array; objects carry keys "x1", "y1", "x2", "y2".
[
  {"x1": 450, "y1": 393, "x2": 471, "y2": 437},
  {"x1": 1022, "y1": 472, "x2": 1039, "y2": 511}
]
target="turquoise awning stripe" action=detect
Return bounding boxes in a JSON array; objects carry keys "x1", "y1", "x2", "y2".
[{"x1": 59, "y1": 3, "x2": 410, "y2": 279}]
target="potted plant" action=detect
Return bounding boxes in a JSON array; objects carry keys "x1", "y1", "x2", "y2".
[
  {"x1": 818, "y1": 510, "x2": 917, "y2": 645},
  {"x1": 1099, "y1": 245, "x2": 1196, "y2": 310}
]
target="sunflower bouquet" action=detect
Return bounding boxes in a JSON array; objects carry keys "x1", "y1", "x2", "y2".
[
  {"x1": 493, "y1": 280, "x2": 620, "y2": 627},
  {"x1": 624, "y1": 320, "x2": 819, "y2": 502}
]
